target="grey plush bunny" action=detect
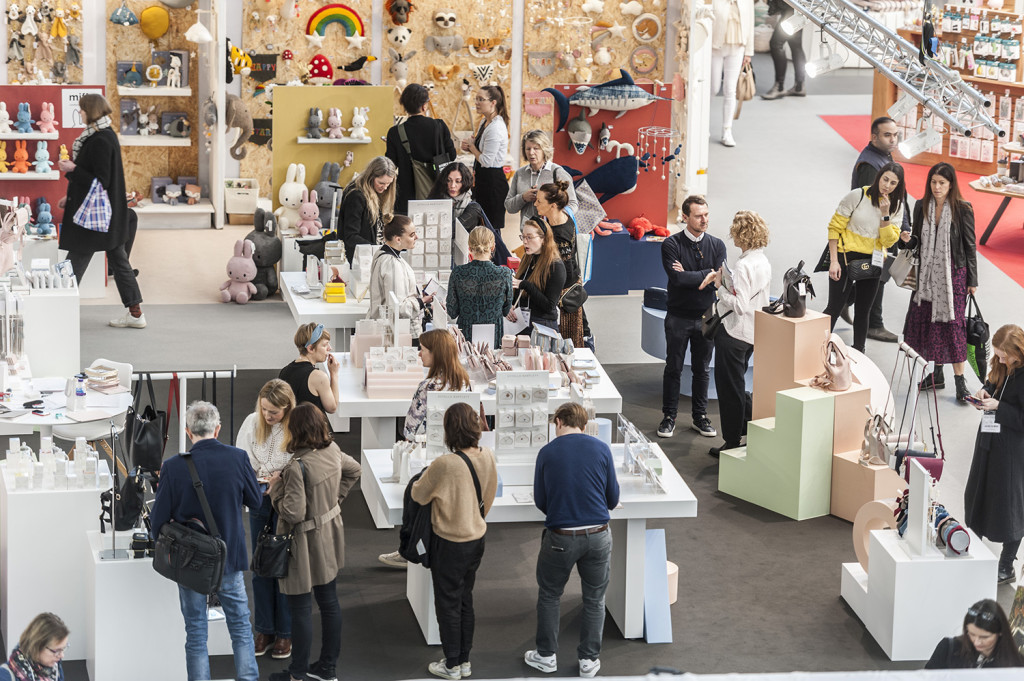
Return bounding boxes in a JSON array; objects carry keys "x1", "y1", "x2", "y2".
[
  {"x1": 246, "y1": 208, "x2": 282, "y2": 300},
  {"x1": 312, "y1": 161, "x2": 342, "y2": 230},
  {"x1": 306, "y1": 107, "x2": 323, "y2": 139}
]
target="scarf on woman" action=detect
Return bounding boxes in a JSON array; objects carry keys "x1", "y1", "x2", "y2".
[
  {"x1": 915, "y1": 198, "x2": 955, "y2": 322},
  {"x1": 71, "y1": 115, "x2": 112, "y2": 162},
  {"x1": 451, "y1": 190, "x2": 473, "y2": 221},
  {"x1": 6, "y1": 646, "x2": 59, "y2": 681}
]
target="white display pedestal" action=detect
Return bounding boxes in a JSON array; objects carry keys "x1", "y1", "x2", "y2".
[
  {"x1": 280, "y1": 234, "x2": 323, "y2": 273},
  {"x1": 19, "y1": 236, "x2": 59, "y2": 266},
  {"x1": 57, "y1": 249, "x2": 105, "y2": 299},
  {"x1": 840, "y1": 528, "x2": 997, "y2": 661},
  {"x1": 280, "y1": 271, "x2": 370, "y2": 352},
  {"x1": 0, "y1": 460, "x2": 110, "y2": 661},
  {"x1": 21, "y1": 284, "x2": 81, "y2": 377},
  {"x1": 85, "y1": 530, "x2": 233, "y2": 681}
]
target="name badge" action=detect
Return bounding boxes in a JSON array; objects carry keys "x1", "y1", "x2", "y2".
[
  {"x1": 872, "y1": 250, "x2": 885, "y2": 267},
  {"x1": 981, "y1": 412, "x2": 1001, "y2": 433}
]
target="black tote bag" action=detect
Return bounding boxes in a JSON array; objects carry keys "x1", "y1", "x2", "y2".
[{"x1": 124, "y1": 373, "x2": 166, "y2": 473}]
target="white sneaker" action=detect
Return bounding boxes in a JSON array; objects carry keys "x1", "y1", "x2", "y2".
[
  {"x1": 460, "y1": 662, "x2": 471, "y2": 677},
  {"x1": 524, "y1": 650, "x2": 557, "y2": 673},
  {"x1": 109, "y1": 312, "x2": 146, "y2": 328},
  {"x1": 721, "y1": 129, "x2": 736, "y2": 147},
  {"x1": 428, "y1": 659, "x2": 461, "y2": 680},
  {"x1": 378, "y1": 550, "x2": 408, "y2": 568},
  {"x1": 579, "y1": 659, "x2": 601, "y2": 678}
]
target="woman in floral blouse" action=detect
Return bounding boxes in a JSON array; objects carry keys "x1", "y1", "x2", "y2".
[
  {"x1": 403, "y1": 329, "x2": 471, "y2": 440},
  {"x1": 447, "y1": 227, "x2": 513, "y2": 347}
]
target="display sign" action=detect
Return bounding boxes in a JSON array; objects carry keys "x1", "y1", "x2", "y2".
[{"x1": 61, "y1": 88, "x2": 104, "y2": 128}]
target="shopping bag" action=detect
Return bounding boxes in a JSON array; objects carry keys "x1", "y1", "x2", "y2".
[
  {"x1": 73, "y1": 178, "x2": 112, "y2": 233},
  {"x1": 965, "y1": 293, "x2": 990, "y2": 382}
]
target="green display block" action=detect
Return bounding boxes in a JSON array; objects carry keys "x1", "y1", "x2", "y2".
[{"x1": 719, "y1": 387, "x2": 836, "y2": 520}]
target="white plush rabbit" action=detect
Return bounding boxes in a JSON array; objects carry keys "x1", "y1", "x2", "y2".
[
  {"x1": 274, "y1": 163, "x2": 307, "y2": 232},
  {"x1": 0, "y1": 103, "x2": 11, "y2": 134},
  {"x1": 348, "y1": 107, "x2": 369, "y2": 140},
  {"x1": 295, "y1": 189, "x2": 323, "y2": 236}
]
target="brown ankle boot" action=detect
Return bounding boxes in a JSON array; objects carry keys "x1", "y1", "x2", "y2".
[{"x1": 254, "y1": 632, "x2": 274, "y2": 657}]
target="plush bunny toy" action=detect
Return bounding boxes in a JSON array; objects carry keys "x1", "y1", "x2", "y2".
[
  {"x1": 246, "y1": 208, "x2": 282, "y2": 300},
  {"x1": 274, "y1": 162, "x2": 306, "y2": 232},
  {"x1": 33, "y1": 141, "x2": 51, "y2": 173},
  {"x1": 306, "y1": 107, "x2": 323, "y2": 139},
  {"x1": 36, "y1": 102, "x2": 58, "y2": 133},
  {"x1": 295, "y1": 189, "x2": 323, "y2": 236},
  {"x1": 326, "y1": 108, "x2": 343, "y2": 139},
  {"x1": 15, "y1": 103, "x2": 34, "y2": 134},
  {"x1": 0, "y1": 104, "x2": 11, "y2": 134},
  {"x1": 348, "y1": 107, "x2": 369, "y2": 140},
  {"x1": 312, "y1": 161, "x2": 342, "y2": 228},
  {"x1": 220, "y1": 239, "x2": 258, "y2": 304}
]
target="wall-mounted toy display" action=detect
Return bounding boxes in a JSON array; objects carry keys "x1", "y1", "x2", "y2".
[{"x1": 6, "y1": 0, "x2": 86, "y2": 84}]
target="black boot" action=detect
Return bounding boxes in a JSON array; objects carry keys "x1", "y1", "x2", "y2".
[
  {"x1": 920, "y1": 365, "x2": 945, "y2": 391},
  {"x1": 998, "y1": 540, "x2": 1020, "y2": 583},
  {"x1": 955, "y1": 374, "x2": 970, "y2": 404}
]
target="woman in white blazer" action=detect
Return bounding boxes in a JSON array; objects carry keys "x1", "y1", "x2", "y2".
[{"x1": 711, "y1": 0, "x2": 755, "y2": 147}]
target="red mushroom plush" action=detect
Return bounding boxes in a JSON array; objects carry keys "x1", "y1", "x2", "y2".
[
  {"x1": 282, "y1": 49, "x2": 294, "y2": 61},
  {"x1": 308, "y1": 54, "x2": 334, "y2": 84}
]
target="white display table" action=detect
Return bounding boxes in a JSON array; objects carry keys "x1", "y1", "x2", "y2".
[
  {"x1": 0, "y1": 460, "x2": 110, "y2": 661},
  {"x1": 362, "y1": 442, "x2": 696, "y2": 642},
  {"x1": 280, "y1": 271, "x2": 370, "y2": 351},
  {"x1": 840, "y1": 528, "x2": 997, "y2": 661},
  {"x1": 0, "y1": 380, "x2": 132, "y2": 440},
  {"x1": 85, "y1": 530, "x2": 233, "y2": 681},
  {"x1": 328, "y1": 348, "x2": 622, "y2": 450},
  {"x1": 280, "y1": 234, "x2": 324, "y2": 273}
]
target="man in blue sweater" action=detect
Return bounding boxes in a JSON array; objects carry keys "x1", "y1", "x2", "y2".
[
  {"x1": 525, "y1": 403, "x2": 620, "y2": 679},
  {"x1": 150, "y1": 401, "x2": 262, "y2": 681},
  {"x1": 658, "y1": 195, "x2": 727, "y2": 438}
]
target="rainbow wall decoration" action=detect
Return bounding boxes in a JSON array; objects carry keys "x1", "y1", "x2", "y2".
[{"x1": 306, "y1": 4, "x2": 365, "y2": 37}]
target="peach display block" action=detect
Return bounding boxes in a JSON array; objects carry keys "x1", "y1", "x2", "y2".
[
  {"x1": 795, "y1": 378, "x2": 871, "y2": 454},
  {"x1": 830, "y1": 450, "x2": 907, "y2": 523},
  {"x1": 751, "y1": 310, "x2": 831, "y2": 420}
]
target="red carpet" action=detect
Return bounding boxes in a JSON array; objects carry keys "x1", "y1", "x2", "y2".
[{"x1": 821, "y1": 114, "x2": 1024, "y2": 287}]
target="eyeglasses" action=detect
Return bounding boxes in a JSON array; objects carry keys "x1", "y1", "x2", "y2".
[
  {"x1": 474, "y1": 96, "x2": 492, "y2": 103},
  {"x1": 46, "y1": 644, "x2": 69, "y2": 657},
  {"x1": 967, "y1": 607, "x2": 996, "y2": 624},
  {"x1": 520, "y1": 233, "x2": 541, "y2": 241}
]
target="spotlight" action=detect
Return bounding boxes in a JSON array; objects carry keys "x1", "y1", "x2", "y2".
[
  {"x1": 805, "y1": 43, "x2": 845, "y2": 78},
  {"x1": 888, "y1": 92, "x2": 917, "y2": 121},
  {"x1": 898, "y1": 119, "x2": 943, "y2": 158},
  {"x1": 780, "y1": 13, "x2": 808, "y2": 35}
]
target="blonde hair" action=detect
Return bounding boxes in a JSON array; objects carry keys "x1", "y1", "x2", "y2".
[
  {"x1": 19, "y1": 613, "x2": 68, "y2": 662},
  {"x1": 293, "y1": 322, "x2": 332, "y2": 354},
  {"x1": 352, "y1": 156, "x2": 397, "y2": 226},
  {"x1": 468, "y1": 226, "x2": 495, "y2": 257},
  {"x1": 253, "y1": 379, "x2": 296, "y2": 451},
  {"x1": 79, "y1": 94, "x2": 112, "y2": 124},
  {"x1": 521, "y1": 129, "x2": 553, "y2": 163},
  {"x1": 730, "y1": 211, "x2": 770, "y2": 251}
]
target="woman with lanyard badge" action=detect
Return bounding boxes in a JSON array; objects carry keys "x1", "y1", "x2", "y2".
[
  {"x1": 367, "y1": 216, "x2": 434, "y2": 339},
  {"x1": 461, "y1": 86, "x2": 509, "y2": 234},
  {"x1": 507, "y1": 219, "x2": 565, "y2": 334},
  {"x1": 339, "y1": 156, "x2": 398, "y2": 262},
  {"x1": 533, "y1": 181, "x2": 587, "y2": 347},
  {"x1": 963, "y1": 324, "x2": 1024, "y2": 584},
  {"x1": 504, "y1": 129, "x2": 578, "y2": 228},
  {"x1": 925, "y1": 599, "x2": 1023, "y2": 668}
]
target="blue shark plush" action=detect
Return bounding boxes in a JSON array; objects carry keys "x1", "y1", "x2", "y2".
[{"x1": 543, "y1": 69, "x2": 671, "y2": 131}]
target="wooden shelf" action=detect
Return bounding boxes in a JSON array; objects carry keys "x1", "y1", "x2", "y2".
[
  {"x1": 963, "y1": 74, "x2": 1024, "y2": 89},
  {"x1": 118, "y1": 134, "x2": 191, "y2": 147},
  {"x1": 296, "y1": 136, "x2": 372, "y2": 144},
  {"x1": 0, "y1": 171, "x2": 60, "y2": 180},
  {"x1": 0, "y1": 132, "x2": 59, "y2": 141},
  {"x1": 116, "y1": 86, "x2": 192, "y2": 97},
  {"x1": 134, "y1": 198, "x2": 214, "y2": 214}
]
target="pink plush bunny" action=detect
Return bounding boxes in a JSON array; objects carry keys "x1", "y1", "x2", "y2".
[
  {"x1": 326, "y1": 107, "x2": 344, "y2": 139},
  {"x1": 36, "y1": 102, "x2": 58, "y2": 134},
  {"x1": 220, "y1": 239, "x2": 258, "y2": 304},
  {"x1": 295, "y1": 188, "x2": 323, "y2": 236}
]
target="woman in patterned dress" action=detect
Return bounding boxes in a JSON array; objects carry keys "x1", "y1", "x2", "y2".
[{"x1": 446, "y1": 227, "x2": 513, "y2": 347}]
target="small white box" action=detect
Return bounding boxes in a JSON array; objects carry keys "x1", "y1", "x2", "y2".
[
  {"x1": 425, "y1": 239, "x2": 438, "y2": 254},
  {"x1": 425, "y1": 224, "x2": 439, "y2": 239},
  {"x1": 425, "y1": 255, "x2": 439, "y2": 269},
  {"x1": 412, "y1": 254, "x2": 425, "y2": 268},
  {"x1": 516, "y1": 407, "x2": 533, "y2": 426},
  {"x1": 412, "y1": 213, "x2": 424, "y2": 225},
  {"x1": 427, "y1": 211, "x2": 439, "y2": 225},
  {"x1": 440, "y1": 222, "x2": 452, "y2": 239},
  {"x1": 413, "y1": 240, "x2": 425, "y2": 254},
  {"x1": 532, "y1": 428, "x2": 549, "y2": 447},
  {"x1": 439, "y1": 239, "x2": 452, "y2": 254},
  {"x1": 514, "y1": 431, "x2": 532, "y2": 448}
]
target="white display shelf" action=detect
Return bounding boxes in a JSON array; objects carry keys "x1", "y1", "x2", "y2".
[
  {"x1": 116, "y1": 85, "x2": 192, "y2": 97},
  {"x1": 134, "y1": 198, "x2": 214, "y2": 230},
  {"x1": 0, "y1": 131, "x2": 59, "y2": 141},
  {"x1": 118, "y1": 134, "x2": 191, "y2": 147},
  {"x1": 296, "y1": 136, "x2": 372, "y2": 144},
  {"x1": 0, "y1": 171, "x2": 60, "y2": 180}
]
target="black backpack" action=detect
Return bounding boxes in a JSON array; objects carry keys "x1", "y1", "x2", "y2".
[{"x1": 398, "y1": 469, "x2": 433, "y2": 567}]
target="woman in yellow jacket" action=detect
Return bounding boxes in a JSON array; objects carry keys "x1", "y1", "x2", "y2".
[{"x1": 823, "y1": 161, "x2": 905, "y2": 352}]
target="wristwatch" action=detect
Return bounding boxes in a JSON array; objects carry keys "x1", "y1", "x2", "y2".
[{"x1": 882, "y1": 215, "x2": 891, "y2": 222}]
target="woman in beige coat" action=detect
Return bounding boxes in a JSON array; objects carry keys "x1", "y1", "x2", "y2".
[{"x1": 267, "y1": 404, "x2": 361, "y2": 681}]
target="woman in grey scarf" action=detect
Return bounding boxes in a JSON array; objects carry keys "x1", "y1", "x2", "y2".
[
  {"x1": 427, "y1": 162, "x2": 510, "y2": 265},
  {"x1": 898, "y1": 162, "x2": 978, "y2": 403}
]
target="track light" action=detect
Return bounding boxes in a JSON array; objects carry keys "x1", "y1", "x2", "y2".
[
  {"x1": 780, "y1": 13, "x2": 808, "y2": 35},
  {"x1": 898, "y1": 119, "x2": 943, "y2": 158},
  {"x1": 805, "y1": 42, "x2": 845, "y2": 78},
  {"x1": 888, "y1": 92, "x2": 917, "y2": 121}
]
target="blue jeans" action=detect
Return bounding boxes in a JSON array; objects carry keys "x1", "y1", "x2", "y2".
[
  {"x1": 250, "y1": 495, "x2": 291, "y2": 637},
  {"x1": 535, "y1": 527, "x2": 613, "y2": 661},
  {"x1": 178, "y1": 570, "x2": 258, "y2": 681}
]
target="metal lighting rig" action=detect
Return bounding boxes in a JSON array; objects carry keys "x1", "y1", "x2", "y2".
[{"x1": 783, "y1": 0, "x2": 1004, "y2": 138}]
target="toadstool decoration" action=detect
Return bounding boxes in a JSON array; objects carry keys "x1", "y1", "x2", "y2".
[
  {"x1": 282, "y1": 49, "x2": 294, "y2": 61},
  {"x1": 308, "y1": 54, "x2": 334, "y2": 84}
]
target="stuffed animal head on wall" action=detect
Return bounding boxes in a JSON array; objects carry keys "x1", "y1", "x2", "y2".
[
  {"x1": 466, "y1": 37, "x2": 506, "y2": 59},
  {"x1": 429, "y1": 63, "x2": 459, "y2": 82},
  {"x1": 566, "y1": 109, "x2": 592, "y2": 155},
  {"x1": 387, "y1": 27, "x2": 412, "y2": 47},
  {"x1": 385, "y1": 0, "x2": 413, "y2": 25},
  {"x1": 425, "y1": 34, "x2": 463, "y2": 57},
  {"x1": 230, "y1": 42, "x2": 253, "y2": 76},
  {"x1": 433, "y1": 9, "x2": 457, "y2": 30},
  {"x1": 468, "y1": 62, "x2": 495, "y2": 85}
]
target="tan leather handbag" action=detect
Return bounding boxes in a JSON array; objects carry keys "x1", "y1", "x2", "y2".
[
  {"x1": 810, "y1": 333, "x2": 853, "y2": 391},
  {"x1": 734, "y1": 62, "x2": 756, "y2": 119}
]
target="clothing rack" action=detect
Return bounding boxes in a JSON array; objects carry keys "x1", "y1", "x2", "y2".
[{"x1": 130, "y1": 368, "x2": 237, "y2": 453}]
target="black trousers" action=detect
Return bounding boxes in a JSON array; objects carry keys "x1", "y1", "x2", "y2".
[
  {"x1": 769, "y1": 21, "x2": 806, "y2": 85},
  {"x1": 473, "y1": 164, "x2": 510, "y2": 236},
  {"x1": 1000, "y1": 538, "x2": 1022, "y2": 570},
  {"x1": 66, "y1": 245, "x2": 143, "y2": 308},
  {"x1": 662, "y1": 314, "x2": 711, "y2": 420},
  {"x1": 287, "y1": 578, "x2": 342, "y2": 677},
  {"x1": 430, "y1": 534, "x2": 485, "y2": 668},
  {"x1": 714, "y1": 330, "x2": 753, "y2": 447},
  {"x1": 824, "y1": 254, "x2": 879, "y2": 352}
]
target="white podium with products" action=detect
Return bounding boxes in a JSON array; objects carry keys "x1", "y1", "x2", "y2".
[{"x1": 280, "y1": 271, "x2": 369, "y2": 351}]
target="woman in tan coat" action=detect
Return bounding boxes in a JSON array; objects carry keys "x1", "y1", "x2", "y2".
[{"x1": 267, "y1": 404, "x2": 361, "y2": 681}]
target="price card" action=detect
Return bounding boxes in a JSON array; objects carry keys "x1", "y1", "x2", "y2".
[{"x1": 872, "y1": 250, "x2": 885, "y2": 267}]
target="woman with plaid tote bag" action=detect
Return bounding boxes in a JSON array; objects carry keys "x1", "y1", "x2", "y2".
[{"x1": 58, "y1": 94, "x2": 145, "y2": 328}]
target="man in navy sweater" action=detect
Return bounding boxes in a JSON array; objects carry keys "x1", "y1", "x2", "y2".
[
  {"x1": 150, "y1": 401, "x2": 262, "y2": 681},
  {"x1": 658, "y1": 195, "x2": 727, "y2": 438},
  {"x1": 525, "y1": 403, "x2": 620, "y2": 679}
]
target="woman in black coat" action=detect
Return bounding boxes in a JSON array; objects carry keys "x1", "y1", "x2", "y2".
[
  {"x1": 338, "y1": 156, "x2": 397, "y2": 262},
  {"x1": 963, "y1": 324, "x2": 1024, "y2": 583},
  {"x1": 925, "y1": 599, "x2": 1023, "y2": 668},
  {"x1": 58, "y1": 93, "x2": 144, "y2": 328},
  {"x1": 385, "y1": 84, "x2": 456, "y2": 215}
]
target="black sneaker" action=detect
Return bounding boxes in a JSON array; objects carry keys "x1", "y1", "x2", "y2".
[
  {"x1": 657, "y1": 416, "x2": 675, "y2": 438},
  {"x1": 309, "y1": 662, "x2": 338, "y2": 681},
  {"x1": 691, "y1": 415, "x2": 717, "y2": 438},
  {"x1": 998, "y1": 566, "x2": 1016, "y2": 584}
]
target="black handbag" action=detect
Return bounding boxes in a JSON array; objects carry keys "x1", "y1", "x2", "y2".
[
  {"x1": 153, "y1": 453, "x2": 227, "y2": 596},
  {"x1": 965, "y1": 293, "x2": 990, "y2": 382},
  {"x1": 701, "y1": 301, "x2": 732, "y2": 340},
  {"x1": 763, "y1": 260, "x2": 815, "y2": 318},
  {"x1": 100, "y1": 467, "x2": 146, "y2": 532},
  {"x1": 125, "y1": 373, "x2": 167, "y2": 473},
  {"x1": 250, "y1": 460, "x2": 306, "y2": 579},
  {"x1": 845, "y1": 254, "x2": 882, "y2": 281},
  {"x1": 559, "y1": 279, "x2": 588, "y2": 314}
]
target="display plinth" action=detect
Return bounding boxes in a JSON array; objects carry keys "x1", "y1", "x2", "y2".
[
  {"x1": 20, "y1": 283, "x2": 81, "y2": 377},
  {"x1": 829, "y1": 450, "x2": 907, "y2": 523},
  {"x1": 751, "y1": 311, "x2": 831, "y2": 420},
  {"x1": 840, "y1": 528, "x2": 996, "y2": 661},
  {"x1": 719, "y1": 387, "x2": 835, "y2": 520},
  {"x1": 795, "y1": 378, "x2": 871, "y2": 454}
]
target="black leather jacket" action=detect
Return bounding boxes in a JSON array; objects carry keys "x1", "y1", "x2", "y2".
[{"x1": 898, "y1": 199, "x2": 978, "y2": 288}]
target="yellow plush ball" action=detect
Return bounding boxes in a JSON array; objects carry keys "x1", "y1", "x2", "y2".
[{"x1": 140, "y1": 6, "x2": 170, "y2": 40}]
